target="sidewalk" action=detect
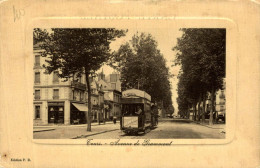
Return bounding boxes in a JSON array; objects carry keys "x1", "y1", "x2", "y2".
[
  {"x1": 191, "y1": 119, "x2": 225, "y2": 134},
  {"x1": 33, "y1": 121, "x2": 120, "y2": 139},
  {"x1": 34, "y1": 121, "x2": 114, "y2": 128}
]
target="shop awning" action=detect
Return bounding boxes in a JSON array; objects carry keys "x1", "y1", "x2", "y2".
[{"x1": 72, "y1": 103, "x2": 88, "y2": 112}]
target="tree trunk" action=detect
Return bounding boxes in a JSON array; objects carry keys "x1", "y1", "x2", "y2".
[
  {"x1": 187, "y1": 104, "x2": 190, "y2": 119},
  {"x1": 209, "y1": 86, "x2": 215, "y2": 125},
  {"x1": 103, "y1": 109, "x2": 106, "y2": 124},
  {"x1": 85, "y1": 71, "x2": 92, "y2": 131},
  {"x1": 213, "y1": 93, "x2": 217, "y2": 124},
  {"x1": 192, "y1": 103, "x2": 197, "y2": 121},
  {"x1": 202, "y1": 93, "x2": 206, "y2": 123},
  {"x1": 97, "y1": 110, "x2": 100, "y2": 125},
  {"x1": 197, "y1": 94, "x2": 202, "y2": 122}
]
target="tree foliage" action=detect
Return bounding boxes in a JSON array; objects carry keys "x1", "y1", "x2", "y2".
[
  {"x1": 110, "y1": 32, "x2": 173, "y2": 109},
  {"x1": 173, "y1": 29, "x2": 226, "y2": 124},
  {"x1": 33, "y1": 28, "x2": 126, "y2": 131}
]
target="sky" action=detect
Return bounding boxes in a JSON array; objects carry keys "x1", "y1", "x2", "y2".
[{"x1": 97, "y1": 28, "x2": 183, "y2": 114}]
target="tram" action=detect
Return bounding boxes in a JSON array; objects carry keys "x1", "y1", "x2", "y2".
[{"x1": 120, "y1": 89, "x2": 158, "y2": 134}]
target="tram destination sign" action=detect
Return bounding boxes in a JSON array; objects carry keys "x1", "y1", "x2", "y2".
[{"x1": 123, "y1": 116, "x2": 138, "y2": 128}]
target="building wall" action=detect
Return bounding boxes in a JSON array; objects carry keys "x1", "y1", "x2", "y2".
[
  {"x1": 91, "y1": 95, "x2": 99, "y2": 106},
  {"x1": 34, "y1": 44, "x2": 108, "y2": 125},
  {"x1": 112, "y1": 92, "x2": 121, "y2": 117},
  {"x1": 64, "y1": 100, "x2": 71, "y2": 125},
  {"x1": 216, "y1": 90, "x2": 226, "y2": 112},
  {"x1": 33, "y1": 101, "x2": 47, "y2": 125},
  {"x1": 34, "y1": 45, "x2": 81, "y2": 125},
  {"x1": 105, "y1": 73, "x2": 121, "y2": 92}
]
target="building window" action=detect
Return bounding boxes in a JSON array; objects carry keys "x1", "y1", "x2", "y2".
[
  {"x1": 35, "y1": 55, "x2": 40, "y2": 66},
  {"x1": 80, "y1": 91, "x2": 84, "y2": 101},
  {"x1": 111, "y1": 83, "x2": 116, "y2": 90},
  {"x1": 35, "y1": 72, "x2": 40, "y2": 83},
  {"x1": 110, "y1": 74, "x2": 117, "y2": 82},
  {"x1": 72, "y1": 90, "x2": 76, "y2": 100},
  {"x1": 35, "y1": 90, "x2": 40, "y2": 100},
  {"x1": 78, "y1": 76, "x2": 82, "y2": 83},
  {"x1": 53, "y1": 71, "x2": 59, "y2": 83},
  {"x1": 53, "y1": 89, "x2": 59, "y2": 99},
  {"x1": 220, "y1": 105, "x2": 224, "y2": 111},
  {"x1": 91, "y1": 89, "x2": 96, "y2": 94},
  {"x1": 35, "y1": 106, "x2": 40, "y2": 119}
]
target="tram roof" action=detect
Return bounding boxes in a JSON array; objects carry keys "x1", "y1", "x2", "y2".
[{"x1": 122, "y1": 89, "x2": 151, "y2": 101}]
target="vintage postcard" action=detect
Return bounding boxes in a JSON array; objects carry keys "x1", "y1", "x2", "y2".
[{"x1": 0, "y1": 0, "x2": 259, "y2": 168}]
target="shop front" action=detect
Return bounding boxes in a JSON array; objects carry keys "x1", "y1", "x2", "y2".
[
  {"x1": 48, "y1": 102, "x2": 64, "y2": 124},
  {"x1": 70, "y1": 103, "x2": 88, "y2": 124}
]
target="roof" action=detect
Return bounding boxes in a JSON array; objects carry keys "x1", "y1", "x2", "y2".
[
  {"x1": 122, "y1": 89, "x2": 151, "y2": 101},
  {"x1": 97, "y1": 79, "x2": 112, "y2": 90}
]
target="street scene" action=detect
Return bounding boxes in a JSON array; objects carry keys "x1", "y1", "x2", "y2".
[
  {"x1": 34, "y1": 118, "x2": 225, "y2": 139},
  {"x1": 33, "y1": 28, "x2": 226, "y2": 139}
]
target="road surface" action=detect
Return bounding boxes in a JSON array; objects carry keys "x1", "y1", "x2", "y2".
[{"x1": 79, "y1": 118, "x2": 225, "y2": 139}]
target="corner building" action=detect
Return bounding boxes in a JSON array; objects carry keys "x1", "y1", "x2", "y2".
[{"x1": 33, "y1": 43, "x2": 103, "y2": 125}]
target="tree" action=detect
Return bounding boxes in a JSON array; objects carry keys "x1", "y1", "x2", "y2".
[
  {"x1": 176, "y1": 73, "x2": 190, "y2": 119},
  {"x1": 173, "y1": 28, "x2": 226, "y2": 125},
  {"x1": 110, "y1": 32, "x2": 173, "y2": 108},
  {"x1": 33, "y1": 28, "x2": 49, "y2": 45},
  {"x1": 34, "y1": 28, "x2": 126, "y2": 131}
]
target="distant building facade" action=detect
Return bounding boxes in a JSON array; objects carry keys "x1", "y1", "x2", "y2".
[
  {"x1": 215, "y1": 78, "x2": 226, "y2": 120},
  {"x1": 187, "y1": 78, "x2": 226, "y2": 121},
  {"x1": 97, "y1": 71, "x2": 122, "y2": 119}
]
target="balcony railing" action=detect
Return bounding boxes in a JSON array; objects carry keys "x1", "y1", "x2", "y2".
[
  {"x1": 53, "y1": 80, "x2": 59, "y2": 84},
  {"x1": 34, "y1": 63, "x2": 41, "y2": 68},
  {"x1": 53, "y1": 96, "x2": 59, "y2": 100},
  {"x1": 219, "y1": 102, "x2": 225, "y2": 105},
  {"x1": 71, "y1": 81, "x2": 86, "y2": 90},
  {"x1": 219, "y1": 94, "x2": 225, "y2": 98},
  {"x1": 34, "y1": 96, "x2": 41, "y2": 100}
]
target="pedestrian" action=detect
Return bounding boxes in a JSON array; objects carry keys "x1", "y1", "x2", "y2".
[{"x1": 113, "y1": 116, "x2": 117, "y2": 124}]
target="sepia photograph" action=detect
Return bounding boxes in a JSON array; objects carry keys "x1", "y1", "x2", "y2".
[
  {"x1": 33, "y1": 28, "x2": 226, "y2": 139},
  {"x1": 1, "y1": 0, "x2": 259, "y2": 167}
]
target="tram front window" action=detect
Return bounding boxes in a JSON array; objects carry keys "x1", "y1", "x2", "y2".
[{"x1": 122, "y1": 104, "x2": 144, "y2": 116}]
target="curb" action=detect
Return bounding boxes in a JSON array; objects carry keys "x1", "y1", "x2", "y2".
[
  {"x1": 33, "y1": 128, "x2": 56, "y2": 132},
  {"x1": 71, "y1": 129, "x2": 120, "y2": 139},
  {"x1": 33, "y1": 122, "x2": 115, "y2": 128},
  {"x1": 192, "y1": 121, "x2": 225, "y2": 129}
]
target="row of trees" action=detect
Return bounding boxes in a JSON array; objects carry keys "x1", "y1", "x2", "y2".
[
  {"x1": 109, "y1": 32, "x2": 174, "y2": 111},
  {"x1": 173, "y1": 29, "x2": 226, "y2": 125}
]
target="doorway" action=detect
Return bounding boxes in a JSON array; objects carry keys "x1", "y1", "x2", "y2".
[{"x1": 48, "y1": 106, "x2": 64, "y2": 124}]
